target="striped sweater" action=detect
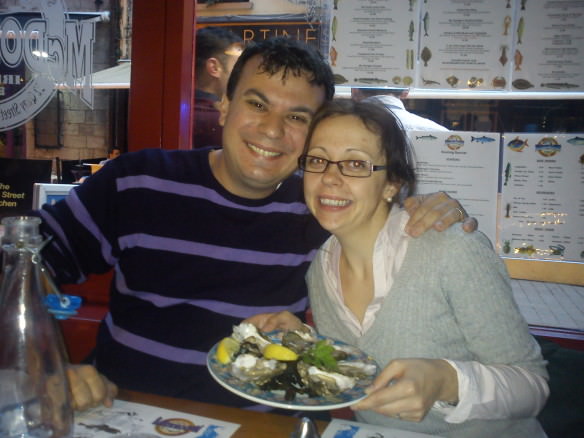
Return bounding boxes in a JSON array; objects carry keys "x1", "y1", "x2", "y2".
[{"x1": 39, "y1": 147, "x2": 328, "y2": 407}]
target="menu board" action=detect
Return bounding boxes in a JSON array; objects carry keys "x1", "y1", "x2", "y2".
[
  {"x1": 417, "y1": 0, "x2": 513, "y2": 91},
  {"x1": 499, "y1": 133, "x2": 584, "y2": 262},
  {"x1": 328, "y1": 0, "x2": 584, "y2": 93},
  {"x1": 328, "y1": 0, "x2": 419, "y2": 88},
  {"x1": 511, "y1": 1, "x2": 584, "y2": 92},
  {"x1": 409, "y1": 131, "x2": 500, "y2": 246}
]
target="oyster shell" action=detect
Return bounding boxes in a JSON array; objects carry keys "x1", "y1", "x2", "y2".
[
  {"x1": 337, "y1": 361, "x2": 377, "y2": 378},
  {"x1": 232, "y1": 322, "x2": 271, "y2": 352},
  {"x1": 282, "y1": 328, "x2": 318, "y2": 353},
  {"x1": 296, "y1": 361, "x2": 355, "y2": 396},
  {"x1": 231, "y1": 354, "x2": 287, "y2": 385}
]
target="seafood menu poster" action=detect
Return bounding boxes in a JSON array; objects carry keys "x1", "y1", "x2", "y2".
[
  {"x1": 417, "y1": 0, "x2": 514, "y2": 91},
  {"x1": 499, "y1": 133, "x2": 584, "y2": 262},
  {"x1": 510, "y1": 1, "x2": 584, "y2": 92},
  {"x1": 408, "y1": 131, "x2": 500, "y2": 246},
  {"x1": 73, "y1": 400, "x2": 239, "y2": 438},
  {"x1": 328, "y1": 0, "x2": 419, "y2": 88}
]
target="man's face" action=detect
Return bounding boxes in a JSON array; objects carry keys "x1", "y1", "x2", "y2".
[{"x1": 214, "y1": 55, "x2": 326, "y2": 199}]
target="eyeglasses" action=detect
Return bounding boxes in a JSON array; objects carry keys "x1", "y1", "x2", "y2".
[{"x1": 298, "y1": 154, "x2": 387, "y2": 178}]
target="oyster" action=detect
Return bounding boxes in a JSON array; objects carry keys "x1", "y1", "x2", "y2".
[
  {"x1": 231, "y1": 354, "x2": 287, "y2": 386},
  {"x1": 232, "y1": 322, "x2": 271, "y2": 352},
  {"x1": 297, "y1": 361, "x2": 355, "y2": 397},
  {"x1": 337, "y1": 361, "x2": 377, "y2": 378},
  {"x1": 282, "y1": 328, "x2": 318, "y2": 353}
]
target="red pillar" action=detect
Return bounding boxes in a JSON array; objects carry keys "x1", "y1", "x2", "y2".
[{"x1": 128, "y1": 1, "x2": 196, "y2": 151}]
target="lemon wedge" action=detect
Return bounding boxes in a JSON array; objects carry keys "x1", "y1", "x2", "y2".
[
  {"x1": 263, "y1": 343, "x2": 298, "y2": 361},
  {"x1": 216, "y1": 337, "x2": 240, "y2": 364}
]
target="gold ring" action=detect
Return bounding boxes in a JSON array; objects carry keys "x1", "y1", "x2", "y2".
[{"x1": 455, "y1": 207, "x2": 465, "y2": 221}]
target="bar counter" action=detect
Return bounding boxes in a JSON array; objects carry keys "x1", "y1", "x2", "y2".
[{"x1": 117, "y1": 389, "x2": 328, "y2": 437}]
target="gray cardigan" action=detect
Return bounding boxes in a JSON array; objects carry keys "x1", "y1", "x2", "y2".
[{"x1": 307, "y1": 226, "x2": 548, "y2": 438}]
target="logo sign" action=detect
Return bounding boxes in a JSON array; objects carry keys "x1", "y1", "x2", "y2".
[
  {"x1": 153, "y1": 417, "x2": 204, "y2": 436},
  {"x1": 0, "y1": 0, "x2": 95, "y2": 131}
]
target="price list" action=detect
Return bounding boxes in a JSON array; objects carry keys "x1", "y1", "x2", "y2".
[
  {"x1": 409, "y1": 130, "x2": 500, "y2": 245},
  {"x1": 499, "y1": 133, "x2": 584, "y2": 261},
  {"x1": 328, "y1": 0, "x2": 418, "y2": 88},
  {"x1": 417, "y1": 0, "x2": 513, "y2": 90},
  {"x1": 511, "y1": 0, "x2": 584, "y2": 92}
]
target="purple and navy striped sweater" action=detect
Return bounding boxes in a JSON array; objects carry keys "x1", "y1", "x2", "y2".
[{"x1": 39, "y1": 147, "x2": 328, "y2": 408}]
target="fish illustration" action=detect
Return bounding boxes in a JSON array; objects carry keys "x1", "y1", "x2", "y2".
[
  {"x1": 422, "y1": 77, "x2": 440, "y2": 85},
  {"x1": 332, "y1": 16, "x2": 338, "y2": 41},
  {"x1": 521, "y1": 0, "x2": 527, "y2": 10},
  {"x1": 79, "y1": 423, "x2": 122, "y2": 434},
  {"x1": 446, "y1": 75, "x2": 458, "y2": 87},
  {"x1": 580, "y1": 154, "x2": 584, "y2": 165},
  {"x1": 503, "y1": 240, "x2": 511, "y2": 253},
  {"x1": 514, "y1": 49, "x2": 523, "y2": 71},
  {"x1": 409, "y1": 0, "x2": 414, "y2": 12},
  {"x1": 407, "y1": 49, "x2": 414, "y2": 70},
  {"x1": 409, "y1": 20, "x2": 415, "y2": 41},
  {"x1": 403, "y1": 76, "x2": 413, "y2": 86},
  {"x1": 423, "y1": 12, "x2": 429, "y2": 36},
  {"x1": 467, "y1": 77, "x2": 483, "y2": 88},
  {"x1": 515, "y1": 245, "x2": 536, "y2": 256},
  {"x1": 540, "y1": 82, "x2": 579, "y2": 89},
  {"x1": 549, "y1": 245, "x2": 565, "y2": 256},
  {"x1": 507, "y1": 136, "x2": 529, "y2": 152},
  {"x1": 492, "y1": 76, "x2": 506, "y2": 88},
  {"x1": 567, "y1": 136, "x2": 584, "y2": 145},
  {"x1": 421, "y1": 46, "x2": 432, "y2": 66},
  {"x1": 333, "y1": 73, "x2": 348, "y2": 84},
  {"x1": 504, "y1": 162, "x2": 511, "y2": 185},
  {"x1": 334, "y1": 0, "x2": 340, "y2": 10},
  {"x1": 517, "y1": 17, "x2": 524, "y2": 44},
  {"x1": 499, "y1": 46, "x2": 508, "y2": 66},
  {"x1": 354, "y1": 78, "x2": 388, "y2": 84},
  {"x1": 329, "y1": 46, "x2": 338, "y2": 66},
  {"x1": 512, "y1": 79, "x2": 533, "y2": 90},
  {"x1": 503, "y1": 16, "x2": 511, "y2": 35},
  {"x1": 506, "y1": 0, "x2": 511, "y2": 8},
  {"x1": 416, "y1": 134, "x2": 437, "y2": 140},
  {"x1": 392, "y1": 75, "x2": 401, "y2": 85},
  {"x1": 505, "y1": 203, "x2": 511, "y2": 218},
  {"x1": 471, "y1": 135, "x2": 495, "y2": 143}
]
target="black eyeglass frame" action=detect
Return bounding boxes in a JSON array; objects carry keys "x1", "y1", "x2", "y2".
[{"x1": 298, "y1": 154, "x2": 387, "y2": 178}]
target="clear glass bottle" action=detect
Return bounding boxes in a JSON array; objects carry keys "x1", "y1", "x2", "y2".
[{"x1": 0, "y1": 216, "x2": 73, "y2": 438}]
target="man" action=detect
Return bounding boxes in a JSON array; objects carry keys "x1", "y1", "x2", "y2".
[
  {"x1": 193, "y1": 26, "x2": 243, "y2": 148},
  {"x1": 352, "y1": 87, "x2": 449, "y2": 132},
  {"x1": 40, "y1": 38, "x2": 474, "y2": 410}
]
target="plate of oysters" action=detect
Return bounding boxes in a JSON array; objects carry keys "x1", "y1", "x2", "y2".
[{"x1": 207, "y1": 323, "x2": 379, "y2": 410}]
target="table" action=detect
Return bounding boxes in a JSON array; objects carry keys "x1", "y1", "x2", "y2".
[{"x1": 117, "y1": 389, "x2": 328, "y2": 438}]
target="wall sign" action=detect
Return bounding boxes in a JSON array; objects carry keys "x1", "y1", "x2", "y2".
[{"x1": 0, "y1": 0, "x2": 95, "y2": 131}]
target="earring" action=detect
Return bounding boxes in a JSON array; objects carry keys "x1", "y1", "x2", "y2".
[{"x1": 386, "y1": 196, "x2": 392, "y2": 203}]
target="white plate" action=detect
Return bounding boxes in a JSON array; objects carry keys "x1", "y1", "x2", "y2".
[{"x1": 207, "y1": 334, "x2": 378, "y2": 411}]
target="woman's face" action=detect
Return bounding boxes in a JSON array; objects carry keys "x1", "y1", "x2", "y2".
[{"x1": 303, "y1": 114, "x2": 397, "y2": 238}]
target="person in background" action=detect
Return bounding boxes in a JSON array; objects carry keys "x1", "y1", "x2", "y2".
[
  {"x1": 249, "y1": 99, "x2": 549, "y2": 437},
  {"x1": 99, "y1": 147, "x2": 122, "y2": 165},
  {"x1": 193, "y1": 26, "x2": 244, "y2": 148},
  {"x1": 39, "y1": 38, "x2": 476, "y2": 411},
  {"x1": 352, "y1": 87, "x2": 449, "y2": 132}
]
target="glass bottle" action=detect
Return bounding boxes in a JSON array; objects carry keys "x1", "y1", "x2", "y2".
[{"x1": 0, "y1": 216, "x2": 73, "y2": 438}]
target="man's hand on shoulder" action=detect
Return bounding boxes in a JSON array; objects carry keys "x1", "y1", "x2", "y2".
[
  {"x1": 404, "y1": 192, "x2": 478, "y2": 237},
  {"x1": 67, "y1": 364, "x2": 117, "y2": 411}
]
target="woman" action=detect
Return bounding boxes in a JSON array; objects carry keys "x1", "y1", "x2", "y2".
[{"x1": 248, "y1": 99, "x2": 548, "y2": 437}]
